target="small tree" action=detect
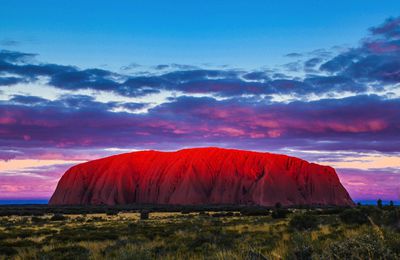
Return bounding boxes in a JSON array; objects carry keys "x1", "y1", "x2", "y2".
[
  {"x1": 140, "y1": 210, "x2": 149, "y2": 220},
  {"x1": 377, "y1": 199, "x2": 383, "y2": 209}
]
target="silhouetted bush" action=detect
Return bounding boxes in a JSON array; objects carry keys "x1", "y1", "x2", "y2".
[
  {"x1": 181, "y1": 209, "x2": 192, "y2": 214},
  {"x1": 140, "y1": 210, "x2": 149, "y2": 220},
  {"x1": 383, "y1": 209, "x2": 400, "y2": 226},
  {"x1": 339, "y1": 209, "x2": 369, "y2": 225},
  {"x1": 50, "y1": 214, "x2": 67, "y2": 221},
  {"x1": 212, "y1": 212, "x2": 234, "y2": 218},
  {"x1": 271, "y1": 208, "x2": 289, "y2": 219},
  {"x1": 31, "y1": 216, "x2": 47, "y2": 223},
  {"x1": 289, "y1": 213, "x2": 319, "y2": 231},
  {"x1": 106, "y1": 209, "x2": 118, "y2": 216},
  {"x1": 377, "y1": 199, "x2": 383, "y2": 209},
  {"x1": 240, "y1": 208, "x2": 269, "y2": 216}
]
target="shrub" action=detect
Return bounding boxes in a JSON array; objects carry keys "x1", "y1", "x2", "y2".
[
  {"x1": 41, "y1": 245, "x2": 90, "y2": 260},
  {"x1": 321, "y1": 232, "x2": 396, "y2": 259},
  {"x1": 0, "y1": 246, "x2": 17, "y2": 256},
  {"x1": 181, "y1": 209, "x2": 192, "y2": 214},
  {"x1": 383, "y1": 209, "x2": 400, "y2": 226},
  {"x1": 339, "y1": 209, "x2": 369, "y2": 225},
  {"x1": 289, "y1": 213, "x2": 319, "y2": 231},
  {"x1": 50, "y1": 213, "x2": 67, "y2": 221},
  {"x1": 212, "y1": 212, "x2": 234, "y2": 218},
  {"x1": 0, "y1": 233, "x2": 7, "y2": 240},
  {"x1": 31, "y1": 216, "x2": 46, "y2": 223},
  {"x1": 198, "y1": 211, "x2": 209, "y2": 217},
  {"x1": 140, "y1": 210, "x2": 149, "y2": 220},
  {"x1": 240, "y1": 208, "x2": 269, "y2": 216},
  {"x1": 377, "y1": 199, "x2": 383, "y2": 209},
  {"x1": 382, "y1": 228, "x2": 400, "y2": 255},
  {"x1": 0, "y1": 239, "x2": 39, "y2": 248},
  {"x1": 106, "y1": 209, "x2": 118, "y2": 216},
  {"x1": 271, "y1": 208, "x2": 289, "y2": 219},
  {"x1": 286, "y1": 232, "x2": 313, "y2": 260}
]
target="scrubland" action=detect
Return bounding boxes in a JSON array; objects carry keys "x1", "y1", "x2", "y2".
[{"x1": 0, "y1": 205, "x2": 399, "y2": 259}]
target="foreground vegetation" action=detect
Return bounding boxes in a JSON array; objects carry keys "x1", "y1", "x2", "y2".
[{"x1": 0, "y1": 204, "x2": 399, "y2": 259}]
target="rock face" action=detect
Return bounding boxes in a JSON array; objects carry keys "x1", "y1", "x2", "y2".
[{"x1": 49, "y1": 147, "x2": 354, "y2": 206}]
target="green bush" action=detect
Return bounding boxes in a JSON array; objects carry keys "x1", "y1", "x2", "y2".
[
  {"x1": 339, "y1": 209, "x2": 369, "y2": 225},
  {"x1": 289, "y1": 213, "x2": 319, "y2": 231},
  {"x1": 321, "y1": 232, "x2": 396, "y2": 259},
  {"x1": 286, "y1": 232, "x2": 313, "y2": 260}
]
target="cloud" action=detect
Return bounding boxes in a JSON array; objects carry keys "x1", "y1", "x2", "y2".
[
  {"x1": 5, "y1": 15, "x2": 400, "y2": 161},
  {"x1": 0, "y1": 39, "x2": 20, "y2": 47},
  {"x1": 338, "y1": 168, "x2": 400, "y2": 200},
  {"x1": 1, "y1": 92, "x2": 399, "y2": 162},
  {"x1": 0, "y1": 163, "x2": 73, "y2": 199},
  {"x1": 320, "y1": 16, "x2": 400, "y2": 84},
  {"x1": 3, "y1": 16, "x2": 400, "y2": 100},
  {"x1": 0, "y1": 76, "x2": 26, "y2": 86},
  {"x1": 285, "y1": 52, "x2": 303, "y2": 58}
]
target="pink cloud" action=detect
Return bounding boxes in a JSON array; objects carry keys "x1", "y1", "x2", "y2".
[{"x1": 338, "y1": 168, "x2": 400, "y2": 201}]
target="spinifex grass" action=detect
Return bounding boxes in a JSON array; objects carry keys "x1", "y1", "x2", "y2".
[{"x1": 0, "y1": 206, "x2": 399, "y2": 259}]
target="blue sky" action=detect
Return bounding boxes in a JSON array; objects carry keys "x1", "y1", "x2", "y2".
[{"x1": 2, "y1": 1, "x2": 400, "y2": 70}]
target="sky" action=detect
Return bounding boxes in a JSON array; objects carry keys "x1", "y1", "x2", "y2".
[{"x1": 0, "y1": 1, "x2": 400, "y2": 201}]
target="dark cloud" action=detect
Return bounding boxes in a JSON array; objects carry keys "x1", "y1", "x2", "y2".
[
  {"x1": 242, "y1": 71, "x2": 270, "y2": 81},
  {"x1": 2, "y1": 15, "x2": 400, "y2": 99},
  {"x1": 0, "y1": 76, "x2": 25, "y2": 86},
  {"x1": 154, "y1": 64, "x2": 169, "y2": 70},
  {"x1": 120, "y1": 63, "x2": 141, "y2": 71},
  {"x1": 285, "y1": 52, "x2": 303, "y2": 58},
  {"x1": 0, "y1": 50, "x2": 35, "y2": 63},
  {"x1": 304, "y1": 57, "x2": 323, "y2": 69},
  {"x1": 320, "y1": 16, "x2": 400, "y2": 85},
  {"x1": 10, "y1": 95, "x2": 48, "y2": 105},
  {"x1": 49, "y1": 68, "x2": 120, "y2": 91},
  {"x1": 1, "y1": 93, "x2": 399, "y2": 161},
  {"x1": 370, "y1": 17, "x2": 400, "y2": 39},
  {"x1": 283, "y1": 61, "x2": 302, "y2": 72}
]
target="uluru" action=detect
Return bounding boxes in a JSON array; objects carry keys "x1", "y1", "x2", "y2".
[{"x1": 49, "y1": 147, "x2": 354, "y2": 206}]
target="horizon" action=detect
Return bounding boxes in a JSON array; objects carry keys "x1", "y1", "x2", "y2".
[{"x1": 1, "y1": 1, "x2": 400, "y2": 202}]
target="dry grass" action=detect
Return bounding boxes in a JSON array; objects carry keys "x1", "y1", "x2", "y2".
[{"x1": 0, "y1": 207, "x2": 399, "y2": 259}]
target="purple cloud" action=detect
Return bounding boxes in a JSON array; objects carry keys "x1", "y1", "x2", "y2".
[{"x1": 1, "y1": 94, "x2": 399, "y2": 160}]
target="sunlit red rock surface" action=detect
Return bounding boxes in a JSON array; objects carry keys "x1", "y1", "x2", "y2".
[{"x1": 49, "y1": 147, "x2": 354, "y2": 206}]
